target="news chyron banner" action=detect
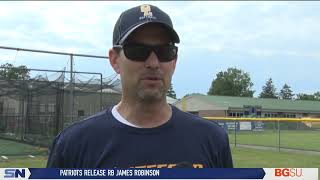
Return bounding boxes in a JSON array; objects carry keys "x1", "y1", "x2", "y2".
[{"x1": 0, "y1": 168, "x2": 318, "y2": 180}]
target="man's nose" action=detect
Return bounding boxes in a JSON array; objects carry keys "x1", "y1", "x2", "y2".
[{"x1": 145, "y1": 51, "x2": 160, "y2": 69}]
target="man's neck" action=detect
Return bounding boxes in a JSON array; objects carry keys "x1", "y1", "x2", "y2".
[{"x1": 116, "y1": 97, "x2": 172, "y2": 128}]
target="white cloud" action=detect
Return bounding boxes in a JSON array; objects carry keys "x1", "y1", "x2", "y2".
[
  {"x1": 2, "y1": 1, "x2": 319, "y2": 58},
  {"x1": 171, "y1": 1, "x2": 320, "y2": 60}
]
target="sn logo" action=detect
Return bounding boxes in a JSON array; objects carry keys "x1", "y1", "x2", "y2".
[{"x1": 4, "y1": 169, "x2": 25, "y2": 178}]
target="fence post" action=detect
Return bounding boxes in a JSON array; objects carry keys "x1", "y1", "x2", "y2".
[
  {"x1": 100, "y1": 73, "x2": 103, "y2": 111},
  {"x1": 278, "y1": 120, "x2": 280, "y2": 152},
  {"x1": 70, "y1": 54, "x2": 74, "y2": 122},
  {"x1": 234, "y1": 120, "x2": 237, "y2": 147}
]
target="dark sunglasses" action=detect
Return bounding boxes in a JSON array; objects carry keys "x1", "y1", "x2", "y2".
[{"x1": 114, "y1": 43, "x2": 178, "y2": 62}]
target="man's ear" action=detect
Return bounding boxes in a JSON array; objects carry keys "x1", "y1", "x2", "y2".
[
  {"x1": 109, "y1": 49, "x2": 120, "y2": 74},
  {"x1": 172, "y1": 54, "x2": 178, "y2": 71}
]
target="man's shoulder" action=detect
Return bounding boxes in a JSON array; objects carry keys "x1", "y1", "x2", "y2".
[
  {"x1": 172, "y1": 106, "x2": 228, "y2": 137},
  {"x1": 173, "y1": 105, "x2": 219, "y2": 127}
]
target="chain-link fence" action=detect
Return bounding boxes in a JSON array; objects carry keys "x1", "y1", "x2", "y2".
[{"x1": 210, "y1": 119, "x2": 320, "y2": 152}]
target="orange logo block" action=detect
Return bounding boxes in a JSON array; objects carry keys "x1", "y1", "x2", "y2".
[{"x1": 274, "y1": 168, "x2": 303, "y2": 177}]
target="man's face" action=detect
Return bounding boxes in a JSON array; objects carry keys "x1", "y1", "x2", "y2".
[{"x1": 111, "y1": 23, "x2": 177, "y2": 102}]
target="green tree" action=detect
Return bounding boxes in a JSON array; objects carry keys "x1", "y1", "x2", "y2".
[
  {"x1": 167, "y1": 83, "x2": 176, "y2": 99},
  {"x1": 259, "y1": 78, "x2": 278, "y2": 99},
  {"x1": 0, "y1": 63, "x2": 30, "y2": 80},
  {"x1": 297, "y1": 92, "x2": 320, "y2": 101},
  {"x1": 279, "y1": 83, "x2": 294, "y2": 99},
  {"x1": 208, "y1": 67, "x2": 254, "y2": 97}
]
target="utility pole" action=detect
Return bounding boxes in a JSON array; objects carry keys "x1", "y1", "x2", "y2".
[{"x1": 70, "y1": 55, "x2": 74, "y2": 122}]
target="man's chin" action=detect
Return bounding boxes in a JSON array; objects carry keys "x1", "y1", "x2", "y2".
[{"x1": 137, "y1": 90, "x2": 164, "y2": 102}]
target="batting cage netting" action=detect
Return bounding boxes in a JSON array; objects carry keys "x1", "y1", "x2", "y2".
[{"x1": 0, "y1": 67, "x2": 121, "y2": 156}]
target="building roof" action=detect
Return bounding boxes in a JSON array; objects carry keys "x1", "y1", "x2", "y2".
[{"x1": 174, "y1": 94, "x2": 320, "y2": 113}]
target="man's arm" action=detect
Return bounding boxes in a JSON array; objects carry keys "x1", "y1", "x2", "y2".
[
  {"x1": 46, "y1": 134, "x2": 64, "y2": 167},
  {"x1": 221, "y1": 138, "x2": 234, "y2": 168}
]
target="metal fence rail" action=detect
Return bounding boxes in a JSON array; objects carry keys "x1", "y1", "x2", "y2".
[{"x1": 205, "y1": 117, "x2": 320, "y2": 152}]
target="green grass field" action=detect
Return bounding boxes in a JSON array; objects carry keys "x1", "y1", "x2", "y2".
[
  {"x1": 232, "y1": 147, "x2": 320, "y2": 167},
  {"x1": 0, "y1": 139, "x2": 47, "y2": 156},
  {"x1": 0, "y1": 156, "x2": 47, "y2": 167},
  {"x1": 228, "y1": 130, "x2": 320, "y2": 151}
]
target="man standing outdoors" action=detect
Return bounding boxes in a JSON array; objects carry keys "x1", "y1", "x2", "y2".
[{"x1": 47, "y1": 4, "x2": 233, "y2": 168}]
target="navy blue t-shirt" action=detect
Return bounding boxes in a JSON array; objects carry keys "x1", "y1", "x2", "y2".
[{"x1": 47, "y1": 106, "x2": 233, "y2": 168}]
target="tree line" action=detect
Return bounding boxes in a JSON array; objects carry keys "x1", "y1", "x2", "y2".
[{"x1": 207, "y1": 67, "x2": 320, "y2": 101}]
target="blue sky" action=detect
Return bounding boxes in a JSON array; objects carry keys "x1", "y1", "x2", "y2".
[{"x1": 0, "y1": 1, "x2": 320, "y2": 98}]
